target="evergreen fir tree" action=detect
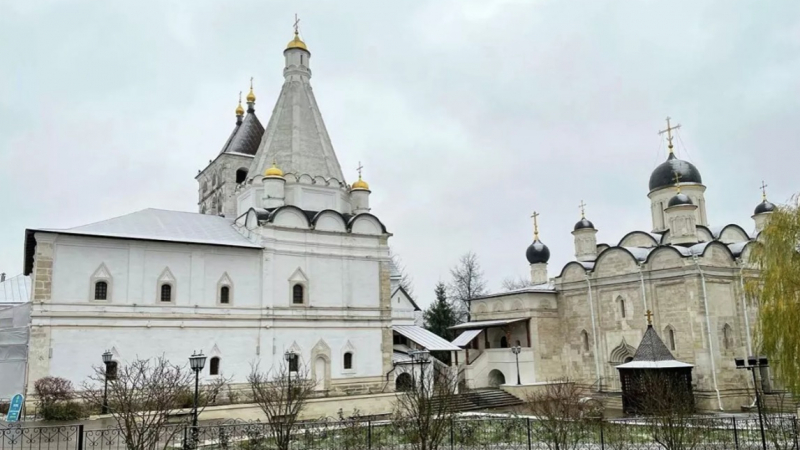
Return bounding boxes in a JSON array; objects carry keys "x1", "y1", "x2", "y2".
[{"x1": 424, "y1": 282, "x2": 458, "y2": 341}]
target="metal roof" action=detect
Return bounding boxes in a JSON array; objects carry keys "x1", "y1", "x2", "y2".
[
  {"x1": 449, "y1": 318, "x2": 528, "y2": 330},
  {"x1": 393, "y1": 325, "x2": 460, "y2": 351},
  {"x1": 451, "y1": 329, "x2": 482, "y2": 347},
  {"x1": 0, "y1": 275, "x2": 30, "y2": 303},
  {"x1": 616, "y1": 360, "x2": 694, "y2": 369}
]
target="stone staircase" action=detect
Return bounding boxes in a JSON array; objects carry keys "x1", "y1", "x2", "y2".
[{"x1": 432, "y1": 388, "x2": 524, "y2": 413}]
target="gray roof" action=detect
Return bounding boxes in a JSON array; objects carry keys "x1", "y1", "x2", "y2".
[
  {"x1": 449, "y1": 318, "x2": 528, "y2": 330},
  {"x1": 0, "y1": 274, "x2": 30, "y2": 303},
  {"x1": 30, "y1": 209, "x2": 261, "y2": 249},
  {"x1": 393, "y1": 325, "x2": 461, "y2": 351},
  {"x1": 451, "y1": 329, "x2": 482, "y2": 347},
  {"x1": 631, "y1": 325, "x2": 677, "y2": 362},
  {"x1": 220, "y1": 112, "x2": 264, "y2": 156}
]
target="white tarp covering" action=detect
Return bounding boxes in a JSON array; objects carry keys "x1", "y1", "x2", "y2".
[{"x1": 0, "y1": 303, "x2": 31, "y2": 399}]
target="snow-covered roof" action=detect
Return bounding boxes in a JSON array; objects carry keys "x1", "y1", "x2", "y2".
[
  {"x1": 393, "y1": 325, "x2": 461, "y2": 351},
  {"x1": 30, "y1": 209, "x2": 262, "y2": 249},
  {"x1": 616, "y1": 360, "x2": 694, "y2": 369},
  {"x1": 0, "y1": 275, "x2": 30, "y2": 303},
  {"x1": 451, "y1": 329, "x2": 482, "y2": 347},
  {"x1": 469, "y1": 282, "x2": 556, "y2": 301},
  {"x1": 392, "y1": 351, "x2": 412, "y2": 364},
  {"x1": 621, "y1": 246, "x2": 653, "y2": 261},
  {"x1": 449, "y1": 318, "x2": 528, "y2": 330},
  {"x1": 728, "y1": 241, "x2": 749, "y2": 257}
]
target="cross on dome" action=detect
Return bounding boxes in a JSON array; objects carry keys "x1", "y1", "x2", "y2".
[
  {"x1": 531, "y1": 211, "x2": 540, "y2": 240},
  {"x1": 579, "y1": 200, "x2": 587, "y2": 219},
  {"x1": 760, "y1": 180, "x2": 768, "y2": 201},
  {"x1": 658, "y1": 116, "x2": 682, "y2": 154},
  {"x1": 246, "y1": 77, "x2": 256, "y2": 104},
  {"x1": 351, "y1": 161, "x2": 369, "y2": 190}
]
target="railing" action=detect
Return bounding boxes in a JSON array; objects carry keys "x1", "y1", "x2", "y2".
[{"x1": 1, "y1": 415, "x2": 798, "y2": 450}]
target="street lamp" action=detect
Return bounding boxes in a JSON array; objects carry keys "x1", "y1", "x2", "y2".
[
  {"x1": 101, "y1": 350, "x2": 113, "y2": 414},
  {"x1": 188, "y1": 351, "x2": 207, "y2": 443},
  {"x1": 409, "y1": 350, "x2": 430, "y2": 396},
  {"x1": 735, "y1": 355, "x2": 769, "y2": 450},
  {"x1": 511, "y1": 346, "x2": 522, "y2": 385}
]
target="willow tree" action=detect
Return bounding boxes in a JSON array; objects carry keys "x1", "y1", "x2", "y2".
[{"x1": 747, "y1": 196, "x2": 800, "y2": 395}]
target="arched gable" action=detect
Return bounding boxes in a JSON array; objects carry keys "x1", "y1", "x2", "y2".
[
  {"x1": 245, "y1": 209, "x2": 260, "y2": 229},
  {"x1": 644, "y1": 246, "x2": 686, "y2": 271},
  {"x1": 618, "y1": 231, "x2": 658, "y2": 248},
  {"x1": 269, "y1": 205, "x2": 311, "y2": 229},
  {"x1": 348, "y1": 213, "x2": 387, "y2": 235},
  {"x1": 492, "y1": 301, "x2": 505, "y2": 312},
  {"x1": 594, "y1": 247, "x2": 640, "y2": 277},
  {"x1": 559, "y1": 262, "x2": 588, "y2": 282},
  {"x1": 312, "y1": 210, "x2": 347, "y2": 232},
  {"x1": 718, "y1": 224, "x2": 750, "y2": 244},
  {"x1": 596, "y1": 243, "x2": 610, "y2": 253},
  {"x1": 475, "y1": 302, "x2": 488, "y2": 314},
  {"x1": 696, "y1": 225, "x2": 714, "y2": 242},
  {"x1": 697, "y1": 241, "x2": 736, "y2": 267},
  {"x1": 295, "y1": 173, "x2": 316, "y2": 184},
  {"x1": 610, "y1": 338, "x2": 636, "y2": 364}
]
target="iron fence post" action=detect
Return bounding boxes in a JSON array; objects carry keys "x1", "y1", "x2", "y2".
[
  {"x1": 526, "y1": 418, "x2": 531, "y2": 450},
  {"x1": 732, "y1": 417, "x2": 739, "y2": 450},
  {"x1": 77, "y1": 425, "x2": 84, "y2": 450},
  {"x1": 450, "y1": 417, "x2": 454, "y2": 450},
  {"x1": 368, "y1": 420, "x2": 372, "y2": 450},
  {"x1": 599, "y1": 420, "x2": 604, "y2": 450},
  {"x1": 794, "y1": 417, "x2": 799, "y2": 450}
]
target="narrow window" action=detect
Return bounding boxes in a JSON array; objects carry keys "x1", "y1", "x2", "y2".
[
  {"x1": 288, "y1": 356, "x2": 299, "y2": 372},
  {"x1": 220, "y1": 286, "x2": 230, "y2": 304},
  {"x1": 500, "y1": 336, "x2": 508, "y2": 348},
  {"x1": 343, "y1": 352, "x2": 353, "y2": 370},
  {"x1": 94, "y1": 281, "x2": 108, "y2": 300},
  {"x1": 160, "y1": 284, "x2": 172, "y2": 302},
  {"x1": 235, "y1": 169, "x2": 248, "y2": 184},
  {"x1": 620, "y1": 299, "x2": 626, "y2": 318},
  {"x1": 581, "y1": 331, "x2": 590, "y2": 352},
  {"x1": 209, "y1": 357, "x2": 220, "y2": 375},
  {"x1": 668, "y1": 328, "x2": 676, "y2": 351},
  {"x1": 723, "y1": 324, "x2": 734, "y2": 350},
  {"x1": 293, "y1": 284, "x2": 304, "y2": 304}
]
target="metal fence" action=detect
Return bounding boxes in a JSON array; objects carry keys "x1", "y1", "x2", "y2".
[{"x1": 1, "y1": 416, "x2": 798, "y2": 450}]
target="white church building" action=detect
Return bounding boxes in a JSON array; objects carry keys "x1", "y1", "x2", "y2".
[{"x1": 3, "y1": 29, "x2": 457, "y2": 400}]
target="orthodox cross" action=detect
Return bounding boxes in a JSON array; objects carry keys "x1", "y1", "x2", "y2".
[
  {"x1": 760, "y1": 180, "x2": 768, "y2": 201},
  {"x1": 645, "y1": 309, "x2": 654, "y2": 326},
  {"x1": 673, "y1": 171, "x2": 682, "y2": 193},
  {"x1": 579, "y1": 200, "x2": 587, "y2": 219},
  {"x1": 238, "y1": 91, "x2": 242, "y2": 104},
  {"x1": 531, "y1": 211, "x2": 540, "y2": 240},
  {"x1": 356, "y1": 161, "x2": 364, "y2": 179},
  {"x1": 293, "y1": 14, "x2": 301, "y2": 35},
  {"x1": 658, "y1": 116, "x2": 681, "y2": 153},
  {"x1": 250, "y1": 77, "x2": 254, "y2": 90}
]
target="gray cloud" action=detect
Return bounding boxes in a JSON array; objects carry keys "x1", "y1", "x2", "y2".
[{"x1": 1, "y1": 0, "x2": 798, "y2": 307}]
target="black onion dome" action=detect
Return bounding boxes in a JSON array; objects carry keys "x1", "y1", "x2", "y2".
[
  {"x1": 649, "y1": 153, "x2": 703, "y2": 191},
  {"x1": 754, "y1": 199, "x2": 776, "y2": 215},
  {"x1": 574, "y1": 218, "x2": 595, "y2": 231},
  {"x1": 526, "y1": 239, "x2": 551, "y2": 264},
  {"x1": 668, "y1": 193, "x2": 693, "y2": 207}
]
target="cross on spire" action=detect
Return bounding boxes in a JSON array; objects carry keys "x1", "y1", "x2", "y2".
[
  {"x1": 645, "y1": 309, "x2": 654, "y2": 326},
  {"x1": 760, "y1": 180, "x2": 768, "y2": 201},
  {"x1": 356, "y1": 161, "x2": 364, "y2": 179},
  {"x1": 293, "y1": 14, "x2": 301, "y2": 35},
  {"x1": 531, "y1": 211, "x2": 540, "y2": 240},
  {"x1": 579, "y1": 200, "x2": 587, "y2": 219},
  {"x1": 658, "y1": 116, "x2": 682, "y2": 154}
]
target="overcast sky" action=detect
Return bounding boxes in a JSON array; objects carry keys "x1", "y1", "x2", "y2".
[{"x1": 1, "y1": 0, "x2": 799, "y2": 307}]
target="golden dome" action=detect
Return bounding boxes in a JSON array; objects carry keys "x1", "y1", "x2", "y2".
[
  {"x1": 264, "y1": 161, "x2": 284, "y2": 177},
  {"x1": 235, "y1": 101, "x2": 245, "y2": 116},
  {"x1": 286, "y1": 32, "x2": 308, "y2": 51},
  {"x1": 351, "y1": 176, "x2": 369, "y2": 190},
  {"x1": 246, "y1": 78, "x2": 256, "y2": 103}
]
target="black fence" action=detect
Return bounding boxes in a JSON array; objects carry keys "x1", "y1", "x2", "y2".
[{"x1": 1, "y1": 416, "x2": 798, "y2": 450}]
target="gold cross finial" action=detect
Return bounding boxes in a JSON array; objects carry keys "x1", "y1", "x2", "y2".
[
  {"x1": 673, "y1": 171, "x2": 683, "y2": 194},
  {"x1": 293, "y1": 14, "x2": 301, "y2": 35},
  {"x1": 356, "y1": 161, "x2": 364, "y2": 179},
  {"x1": 238, "y1": 91, "x2": 242, "y2": 104},
  {"x1": 658, "y1": 116, "x2": 682, "y2": 154},
  {"x1": 579, "y1": 200, "x2": 587, "y2": 219},
  {"x1": 760, "y1": 180, "x2": 768, "y2": 201},
  {"x1": 531, "y1": 211, "x2": 540, "y2": 240},
  {"x1": 645, "y1": 309, "x2": 654, "y2": 326},
  {"x1": 250, "y1": 77, "x2": 253, "y2": 90}
]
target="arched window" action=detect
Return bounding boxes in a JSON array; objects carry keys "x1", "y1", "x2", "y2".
[
  {"x1": 723, "y1": 324, "x2": 734, "y2": 350},
  {"x1": 292, "y1": 284, "x2": 304, "y2": 304},
  {"x1": 209, "y1": 357, "x2": 220, "y2": 375},
  {"x1": 235, "y1": 168, "x2": 248, "y2": 184},
  {"x1": 94, "y1": 281, "x2": 108, "y2": 300},
  {"x1": 160, "y1": 284, "x2": 172, "y2": 302},
  {"x1": 581, "y1": 330, "x2": 590, "y2": 352},
  {"x1": 343, "y1": 352, "x2": 353, "y2": 370},
  {"x1": 666, "y1": 327, "x2": 676, "y2": 351},
  {"x1": 500, "y1": 336, "x2": 508, "y2": 348},
  {"x1": 618, "y1": 297, "x2": 626, "y2": 318},
  {"x1": 220, "y1": 286, "x2": 230, "y2": 304}
]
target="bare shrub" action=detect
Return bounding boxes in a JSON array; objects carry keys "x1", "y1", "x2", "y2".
[
  {"x1": 34, "y1": 376, "x2": 86, "y2": 421},
  {"x1": 525, "y1": 379, "x2": 601, "y2": 450},
  {"x1": 635, "y1": 372, "x2": 701, "y2": 450},
  {"x1": 393, "y1": 363, "x2": 458, "y2": 450}
]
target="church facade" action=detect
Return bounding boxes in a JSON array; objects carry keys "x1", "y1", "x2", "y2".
[
  {"x1": 14, "y1": 29, "x2": 449, "y2": 399},
  {"x1": 452, "y1": 127, "x2": 776, "y2": 411}
]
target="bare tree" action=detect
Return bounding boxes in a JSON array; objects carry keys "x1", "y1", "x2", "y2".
[
  {"x1": 501, "y1": 276, "x2": 532, "y2": 291},
  {"x1": 390, "y1": 250, "x2": 415, "y2": 296},
  {"x1": 525, "y1": 379, "x2": 602, "y2": 450},
  {"x1": 247, "y1": 357, "x2": 315, "y2": 450},
  {"x1": 393, "y1": 363, "x2": 458, "y2": 450},
  {"x1": 754, "y1": 389, "x2": 799, "y2": 450},
  {"x1": 448, "y1": 251, "x2": 487, "y2": 322},
  {"x1": 81, "y1": 356, "x2": 225, "y2": 450}
]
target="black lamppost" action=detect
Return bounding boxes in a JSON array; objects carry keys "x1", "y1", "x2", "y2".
[
  {"x1": 410, "y1": 350, "x2": 431, "y2": 396},
  {"x1": 101, "y1": 350, "x2": 113, "y2": 414},
  {"x1": 188, "y1": 351, "x2": 207, "y2": 441},
  {"x1": 735, "y1": 356, "x2": 769, "y2": 450},
  {"x1": 284, "y1": 351, "x2": 297, "y2": 408},
  {"x1": 511, "y1": 345, "x2": 522, "y2": 385}
]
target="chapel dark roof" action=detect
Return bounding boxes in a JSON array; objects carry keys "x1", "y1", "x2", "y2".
[
  {"x1": 574, "y1": 218, "x2": 595, "y2": 231},
  {"x1": 649, "y1": 153, "x2": 703, "y2": 191},
  {"x1": 219, "y1": 112, "x2": 264, "y2": 156},
  {"x1": 631, "y1": 325, "x2": 676, "y2": 362},
  {"x1": 754, "y1": 199, "x2": 776, "y2": 215}
]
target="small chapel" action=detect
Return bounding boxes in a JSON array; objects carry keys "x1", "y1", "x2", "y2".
[
  {"x1": 2, "y1": 26, "x2": 458, "y2": 400},
  {"x1": 449, "y1": 120, "x2": 776, "y2": 411}
]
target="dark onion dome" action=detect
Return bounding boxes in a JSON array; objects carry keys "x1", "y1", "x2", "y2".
[
  {"x1": 668, "y1": 192, "x2": 693, "y2": 207},
  {"x1": 754, "y1": 199, "x2": 776, "y2": 215},
  {"x1": 574, "y1": 218, "x2": 595, "y2": 231},
  {"x1": 526, "y1": 239, "x2": 551, "y2": 264},
  {"x1": 649, "y1": 153, "x2": 703, "y2": 191}
]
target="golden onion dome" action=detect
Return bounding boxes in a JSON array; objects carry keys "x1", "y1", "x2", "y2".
[
  {"x1": 246, "y1": 79, "x2": 256, "y2": 103},
  {"x1": 286, "y1": 32, "x2": 308, "y2": 51},
  {"x1": 264, "y1": 161, "x2": 284, "y2": 177},
  {"x1": 351, "y1": 176, "x2": 369, "y2": 190},
  {"x1": 235, "y1": 101, "x2": 245, "y2": 116}
]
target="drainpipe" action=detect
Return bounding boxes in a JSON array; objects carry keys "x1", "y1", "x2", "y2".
[
  {"x1": 692, "y1": 255, "x2": 724, "y2": 411},
  {"x1": 585, "y1": 273, "x2": 602, "y2": 391},
  {"x1": 638, "y1": 263, "x2": 648, "y2": 313},
  {"x1": 737, "y1": 260, "x2": 753, "y2": 356}
]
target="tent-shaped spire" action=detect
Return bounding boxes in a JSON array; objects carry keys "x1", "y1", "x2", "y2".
[{"x1": 617, "y1": 324, "x2": 693, "y2": 369}]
